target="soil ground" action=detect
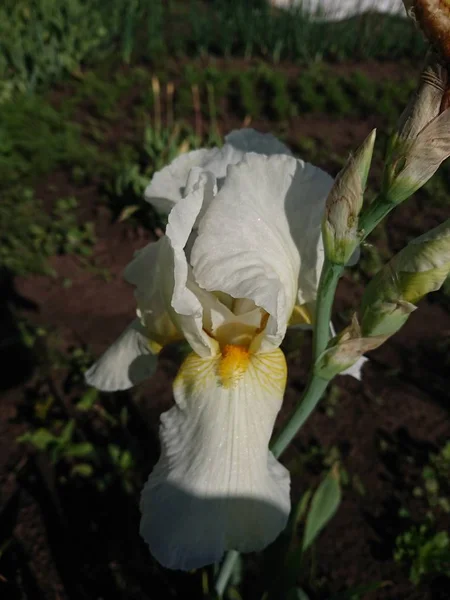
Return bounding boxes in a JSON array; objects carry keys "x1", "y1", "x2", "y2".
[{"x1": 0, "y1": 59, "x2": 449, "y2": 600}]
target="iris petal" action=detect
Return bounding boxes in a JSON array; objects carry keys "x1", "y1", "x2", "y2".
[{"x1": 140, "y1": 348, "x2": 290, "y2": 570}]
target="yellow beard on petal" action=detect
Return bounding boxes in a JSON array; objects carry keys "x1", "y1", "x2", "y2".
[
  {"x1": 174, "y1": 348, "x2": 288, "y2": 410},
  {"x1": 218, "y1": 344, "x2": 250, "y2": 388}
]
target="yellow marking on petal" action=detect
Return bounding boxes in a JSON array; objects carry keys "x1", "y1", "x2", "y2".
[
  {"x1": 248, "y1": 349, "x2": 287, "y2": 397},
  {"x1": 218, "y1": 344, "x2": 250, "y2": 388},
  {"x1": 174, "y1": 352, "x2": 217, "y2": 400},
  {"x1": 289, "y1": 304, "x2": 313, "y2": 326},
  {"x1": 174, "y1": 347, "x2": 286, "y2": 405}
]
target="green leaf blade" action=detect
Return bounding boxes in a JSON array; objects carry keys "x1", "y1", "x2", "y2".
[{"x1": 302, "y1": 464, "x2": 342, "y2": 552}]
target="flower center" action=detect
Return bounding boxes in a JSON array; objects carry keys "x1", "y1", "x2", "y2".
[
  {"x1": 204, "y1": 296, "x2": 270, "y2": 387},
  {"x1": 218, "y1": 344, "x2": 250, "y2": 388},
  {"x1": 214, "y1": 321, "x2": 260, "y2": 349}
]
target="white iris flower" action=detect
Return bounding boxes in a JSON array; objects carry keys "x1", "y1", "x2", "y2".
[{"x1": 85, "y1": 129, "x2": 362, "y2": 571}]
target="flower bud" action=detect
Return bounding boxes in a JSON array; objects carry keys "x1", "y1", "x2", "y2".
[
  {"x1": 315, "y1": 315, "x2": 383, "y2": 380},
  {"x1": 398, "y1": 55, "x2": 447, "y2": 142},
  {"x1": 384, "y1": 54, "x2": 450, "y2": 205},
  {"x1": 361, "y1": 219, "x2": 450, "y2": 336},
  {"x1": 404, "y1": 1, "x2": 450, "y2": 64},
  {"x1": 317, "y1": 220, "x2": 450, "y2": 379},
  {"x1": 386, "y1": 107, "x2": 450, "y2": 205},
  {"x1": 322, "y1": 129, "x2": 376, "y2": 265}
]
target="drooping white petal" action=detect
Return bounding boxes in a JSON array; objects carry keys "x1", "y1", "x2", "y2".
[
  {"x1": 140, "y1": 349, "x2": 290, "y2": 570},
  {"x1": 144, "y1": 129, "x2": 292, "y2": 214},
  {"x1": 191, "y1": 153, "x2": 332, "y2": 350},
  {"x1": 84, "y1": 320, "x2": 158, "y2": 391}
]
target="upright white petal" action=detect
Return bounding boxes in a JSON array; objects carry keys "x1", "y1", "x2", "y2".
[
  {"x1": 140, "y1": 349, "x2": 290, "y2": 570},
  {"x1": 191, "y1": 153, "x2": 332, "y2": 350},
  {"x1": 85, "y1": 320, "x2": 158, "y2": 391},
  {"x1": 270, "y1": 0, "x2": 405, "y2": 20},
  {"x1": 224, "y1": 129, "x2": 292, "y2": 156},
  {"x1": 144, "y1": 129, "x2": 292, "y2": 214},
  {"x1": 284, "y1": 161, "x2": 333, "y2": 304},
  {"x1": 144, "y1": 149, "x2": 213, "y2": 214}
]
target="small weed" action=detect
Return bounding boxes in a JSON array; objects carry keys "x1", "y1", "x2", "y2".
[
  {"x1": 394, "y1": 520, "x2": 450, "y2": 585},
  {"x1": 0, "y1": 94, "x2": 96, "y2": 188},
  {"x1": 18, "y1": 419, "x2": 96, "y2": 466},
  {"x1": 0, "y1": 189, "x2": 95, "y2": 276},
  {"x1": 413, "y1": 441, "x2": 450, "y2": 514}
]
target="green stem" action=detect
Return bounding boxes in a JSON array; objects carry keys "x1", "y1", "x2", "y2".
[
  {"x1": 358, "y1": 194, "x2": 396, "y2": 241},
  {"x1": 215, "y1": 550, "x2": 239, "y2": 598},
  {"x1": 270, "y1": 374, "x2": 329, "y2": 459},
  {"x1": 312, "y1": 260, "x2": 343, "y2": 363}
]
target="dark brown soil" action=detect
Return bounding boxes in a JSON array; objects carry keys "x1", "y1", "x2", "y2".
[{"x1": 1, "y1": 59, "x2": 449, "y2": 600}]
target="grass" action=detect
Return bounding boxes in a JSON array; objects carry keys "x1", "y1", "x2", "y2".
[
  {"x1": 0, "y1": 0, "x2": 425, "y2": 103},
  {"x1": 1, "y1": 59, "x2": 447, "y2": 280}
]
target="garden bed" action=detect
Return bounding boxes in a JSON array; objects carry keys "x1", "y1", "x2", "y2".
[{"x1": 1, "y1": 53, "x2": 450, "y2": 599}]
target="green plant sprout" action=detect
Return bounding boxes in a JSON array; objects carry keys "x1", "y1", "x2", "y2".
[{"x1": 394, "y1": 521, "x2": 450, "y2": 585}]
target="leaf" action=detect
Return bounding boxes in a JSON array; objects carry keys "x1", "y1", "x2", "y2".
[
  {"x1": 262, "y1": 490, "x2": 313, "y2": 600},
  {"x1": 76, "y1": 388, "x2": 99, "y2": 412},
  {"x1": 302, "y1": 464, "x2": 342, "y2": 552},
  {"x1": 71, "y1": 463, "x2": 94, "y2": 478},
  {"x1": 64, "y1": 442, "x2": 95, "y2": 459},
  {"x1": 17, "y1": 428, "x2": 56, "y2": 450},
  {"x1": 59, "y1": 419, "x2": 75, "y2": 446},
  {"x1": 118, "y1": 204, "x2": 139, "y2": 222},
  {"x1": 108, "y1": 444, "x2": 121, "y2": 464},
  {"x1": 286, "y1": 489, "x2": 312, "y2": 538},
  {"x1": 119, "y1": 450, "x2": 134, "y2": 471}
]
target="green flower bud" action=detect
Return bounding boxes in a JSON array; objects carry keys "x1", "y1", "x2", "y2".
[
  {"x1": 361, "y1": 219, "x2": 450, "y2": 337},
  {"x1": 322, "y1": 129, "x2": 376, "y2": 265},
  {"x1": 315, "y1": 314, "x2": 384, "y2": 380}
]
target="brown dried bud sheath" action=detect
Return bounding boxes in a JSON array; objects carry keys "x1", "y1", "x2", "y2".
[{"x1": 407, "y1": 0, "x2": 450, "y2": 64}]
